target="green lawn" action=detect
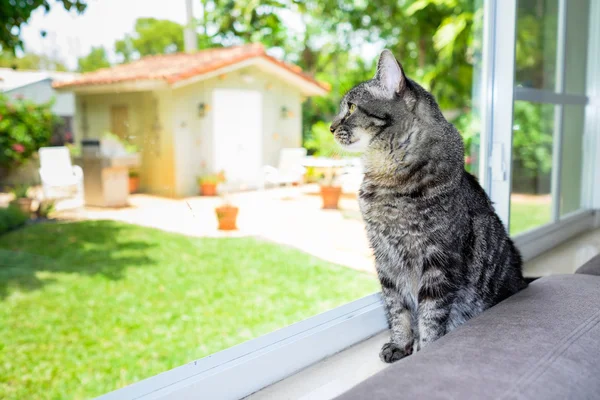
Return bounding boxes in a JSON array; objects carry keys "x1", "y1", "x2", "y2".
[
  {"x1": 0, "y1": 221, "x2": 378, "y2": 400},
  {"x1": 510, "y1": 200, "x2": 552, "y2": 235}
]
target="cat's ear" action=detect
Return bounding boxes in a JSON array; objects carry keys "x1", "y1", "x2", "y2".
[{"x1": 374, "y1": 50, "x2": 406, "y2": 97}]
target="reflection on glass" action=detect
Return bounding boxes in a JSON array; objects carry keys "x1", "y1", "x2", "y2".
[
  {"x1": 560, "y1": 105, "x2": 586, "y2": 216},
  {"x1": 515, "y1": 0, "x2": 559, "y2": 91},
  {"x1": 510, "y1": 102, "x2": 555, "y2": 235}
]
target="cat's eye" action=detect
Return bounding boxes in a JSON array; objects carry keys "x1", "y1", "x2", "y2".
[{"x1": 348, "y1": 103, "x2": 357, "y2": 114}]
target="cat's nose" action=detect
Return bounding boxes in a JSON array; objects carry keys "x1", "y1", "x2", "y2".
[{"x1": 329, "y1": 120, "x2": 340, "y2": 134}]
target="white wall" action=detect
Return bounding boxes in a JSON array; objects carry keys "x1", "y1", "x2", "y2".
[
  {"x1": 171, "y1": 65, "x2": 304, "y2": 197},
  {"x1": 75, "y1": 92, "x2": 146, "y2": 142}
]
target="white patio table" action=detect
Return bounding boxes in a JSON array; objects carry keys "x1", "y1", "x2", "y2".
[{"x1": 301, "y1": 156, "x2": 353, "y2": 185}]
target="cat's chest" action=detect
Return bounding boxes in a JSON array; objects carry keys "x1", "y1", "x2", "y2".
[
  {"x1": 359, "y1": 189, "x2": 432, "y2": 234},
  {"x1": 358, "y1": 185, "x2": 447, "y2": 262}
]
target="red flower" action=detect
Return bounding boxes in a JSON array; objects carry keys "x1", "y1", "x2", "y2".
[
  {"x1": 12, "y1": 144, "x2": 25, "y2": 153},
  {"x1": 14, "y1": 94, "x2": 24, "y2": 100},
  {"x1": 465, "y1": 156, "x2": 473, "y2": 165},
  {"x1": 65, "y1": 132, "x2": 73, "y2": 141}
]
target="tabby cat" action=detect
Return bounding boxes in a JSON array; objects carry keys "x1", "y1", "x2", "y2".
[{"x1": 330, "y1": 50, "x2": 527, "y2": 363}]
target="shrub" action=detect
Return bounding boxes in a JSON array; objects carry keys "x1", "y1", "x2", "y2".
[
  {"x1": 0, "y1": 93, "x2": 59, "y2": 171},
  {"x1": 36, "y1": 200, "x2": 56, "y2": 219},
  {"x1": 10, "y1": 184, "x2": 31, "y2": 199},
  {"x1": 0, "y1": 205, "x2": 28, "y2": 235}
]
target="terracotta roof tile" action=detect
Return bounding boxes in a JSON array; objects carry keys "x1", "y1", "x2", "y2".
[{"x1": 54, "y1": 44, "x2": 329, "y2": 92}]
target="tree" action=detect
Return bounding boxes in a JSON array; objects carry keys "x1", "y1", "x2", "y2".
[
  {"x1": 0, "y1": 0, "x2": 87, "y2": 53},
  {"x1": 115, "y1": 18, "x2": 185, "y2": 62},
  {"x1": 77, "y1": 47, "x2": 110, "y2": 72},
  {"x1": 0, "y1": 51, "x2": 68, "y2": 71},
  {"x1": 202, "y1": 0, "x2": 289, "y2": 49}
]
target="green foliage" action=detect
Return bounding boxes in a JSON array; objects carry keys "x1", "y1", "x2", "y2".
[
  {"x1": 0, "y1": 94, "x2": 57, "y2": 171},
  {"x1": 36, "y1": 200, "x2": 56, "y2": 219},
  {"x1": 304, "y1": 121, "x2": 340, "y2": 157},
  {"x1": 115, "y1": 18, "x2": 185, "y2": 62},
  {"x1": 514, "y1": 0, "x2": 558, "y2": 89},
  {"x1": 77, "y1": 46, "x2": 111, "y2": 72},
  {"x1": 0, "y1": 0, "x2": 87, "y2": 53},
  {"x1": 0, "y1": 220, "x2": 377, "y2": 398},
  {"x1": 512, "y1": 102, "x2": 553, "y2": 178},
  {"x1": 299, "y1": 0, "x2": 483, "y2": 162},
  {"x1": 101, "y1": 131, "x2": 138, "y2": 154},
  {"x1": 0, "y1": 52, "x2": 68, "y2": 71},
  {"x1": 0, "y1": 206, "x2": 28, "y2": 235},
  {"x1": 66, "y1": 143, "x2": 82, "y2": 158},
  {"x1": 202, "y1": 0, "x2": 289, "y2": 48},
  {"x1": 197, "y1": 171, "x2": 226, "y2": 185},
  {"x1": 9, "y1": 184, "x2": 30, "y2": 199}
]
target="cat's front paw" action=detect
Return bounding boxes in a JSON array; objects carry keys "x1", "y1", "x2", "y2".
[{"x1": 379, "y1": 342, "x2": 413, "y2": 363}]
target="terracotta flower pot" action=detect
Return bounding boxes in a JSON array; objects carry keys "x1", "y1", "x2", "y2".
[
  {"x1": 320, "y1": 185, "x2": 342, "y2": 209},
  {"x1": 201, "y1": 183, "x2": 218, "y2": 196},
  {"x1": 129, "y1": 176, "x2": 140, "y2": 193},
  {"x1": 11, "y1": 198, "x2": 33, "y2": 215},
  {"x1": 215, "y1": 205, "x2": 239, "y2": 231}
]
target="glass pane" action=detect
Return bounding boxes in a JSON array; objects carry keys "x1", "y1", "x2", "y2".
[
  {"x1": 0, "y1": 1, "x2": 485, "y2": 398},
  {"x1": 515, "y1": 0, "x2": 559, "y2": 91},
  {"x1": 464, "y1": 2, "x2": 485, "y2": 178},
  {"x1": 510, "y1": 101, "x2": 555, "y2": 235},
  {"x1": 564, "y1": 0, "x2": 590, "y2": 95},
  {"x1": 560, "y1": 105, "x2": 586, "y2": 215}
]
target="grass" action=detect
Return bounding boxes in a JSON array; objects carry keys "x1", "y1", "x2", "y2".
[
  {"x1": 510, "y1": 199, "x2": 552, "y2": 235},
  {"x1": 0, "y1": 220, "x2": 378, "y2": 400}
]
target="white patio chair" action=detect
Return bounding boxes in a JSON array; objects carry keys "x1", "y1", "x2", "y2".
[
  {"x1": 261, "y1": 148, "x2": 307, "y2": 189},
  {"x1": 38, "y1": 146, "x2": 84, "y2": 209}
]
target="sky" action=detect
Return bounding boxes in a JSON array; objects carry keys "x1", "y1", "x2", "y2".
[{"x1": 20, "y1": 0, "x2": 208, "y2": 70}]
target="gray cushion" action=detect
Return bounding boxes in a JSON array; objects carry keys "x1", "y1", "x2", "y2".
[
  {"x1": 575, "y1": 254, "x2": 600, "y2": 276},
  {"x1": 335, "y1": 275, "x2": 600, "y2": 400}
]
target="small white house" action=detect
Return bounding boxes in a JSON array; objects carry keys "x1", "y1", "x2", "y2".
[{"x1": 55, "y1": 44, "x2": 329, "y2": 197}]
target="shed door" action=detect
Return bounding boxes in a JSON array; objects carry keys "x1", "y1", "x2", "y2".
[
  {"x1": 110, "y1": 105, "x2": 129, "y2": 141},
  {"x1": 212, "y1": 89, "x2": 262, "y2": 187}
]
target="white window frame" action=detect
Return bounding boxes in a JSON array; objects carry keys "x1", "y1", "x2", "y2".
[
  {"x1": 98, "y1": 1, "x2": 600, "y2": 399},
  {"x1": 487, "y1": 0, "x2": 600, "y2": 261}
]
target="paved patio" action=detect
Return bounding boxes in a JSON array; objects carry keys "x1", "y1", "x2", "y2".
[{"x1": 54, "y1": 185, "x2": 376, "y2": 274}]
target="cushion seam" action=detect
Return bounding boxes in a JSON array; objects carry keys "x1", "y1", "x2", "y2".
[{"x1": 497, "y1": 309, "x2": 600, "y2": 400}]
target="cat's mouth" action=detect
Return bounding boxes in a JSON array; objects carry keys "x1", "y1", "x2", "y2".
[
  {"x1": 343, "y1": 137, "x2": 365, "y2": 151},
  {"x1": 335, "y1": 128, "x2": 371, "y2": 152}
]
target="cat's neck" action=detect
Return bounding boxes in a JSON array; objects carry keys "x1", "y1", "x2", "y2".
[{"x1": 362, "y1": 147, "x2": 463, "y2": 198}]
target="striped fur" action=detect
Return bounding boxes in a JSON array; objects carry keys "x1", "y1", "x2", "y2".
[{"x1": 331, "y1": 50, "x2": 527, "y2": 363}]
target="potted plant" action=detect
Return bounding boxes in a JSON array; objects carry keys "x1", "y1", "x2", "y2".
[
  {"x1": 35, "y1": 199, "x2": 55, "y2": 220},
  {"x1": 129, "y1": 170, "x2": 140, "y2": 193},
  {"x1": 215, "y1": 187, "x2": 239, "y2": 231},
  {"x1": 197, "y1": 170, "x2": 226, "y2": 196},
  {"x1": 320, "y1": 173, "x2": 342, "y2": 210},
  {"x1": 305, "y1": 121, "x2": 346, "y2": 209},
  {"x1": 10, "y1": 184, "x2": 33, "y2": 215}
]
